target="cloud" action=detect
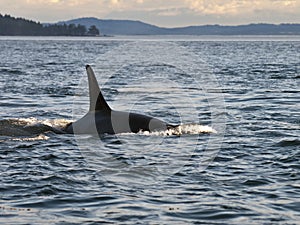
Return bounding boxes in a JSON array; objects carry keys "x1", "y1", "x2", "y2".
[
  {"x1": 157, "y1": 8, "x2": 182, "y2": 17},
  {"x1": 105, "y1": 0, "x2": 185, "y2": 12},
  {"x1": 25, "y1": 0, "x2": 89, "y2": 6},
  {"x1": 184, "y1": 0, "x2": 300, "y2": 16}
]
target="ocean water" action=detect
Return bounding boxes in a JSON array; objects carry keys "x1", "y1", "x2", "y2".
[{"x1": 0, "y1": 36, "x2": 299, "y2": 224}]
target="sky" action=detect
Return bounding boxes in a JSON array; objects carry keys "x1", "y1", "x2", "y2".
[{"x1": 1, "y1": 0, "x2": 300, "y2": 27}]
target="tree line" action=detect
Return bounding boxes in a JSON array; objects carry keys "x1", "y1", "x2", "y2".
[{"x1": 0, "y1": 14, "x2": 100, "y2": 36}]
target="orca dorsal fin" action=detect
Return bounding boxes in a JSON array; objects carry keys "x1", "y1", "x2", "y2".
[{"x1": 86, "y1": 65, "x2": 111, "y2": 112}]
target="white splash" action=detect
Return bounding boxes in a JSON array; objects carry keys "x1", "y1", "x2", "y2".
[
  {"x1": 40, "y1": 118, "x2": 73, "y2": 130},
  {"x1": 140, "y1": 123, "x2": 217, "y2": 136},
  {"x1": 11, "y1": 134, "x2": 50, "y2": 141}
]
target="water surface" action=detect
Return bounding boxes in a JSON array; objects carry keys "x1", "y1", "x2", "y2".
[{"x1": 0, "y1": 36, "x2": 299, "y2": 224}]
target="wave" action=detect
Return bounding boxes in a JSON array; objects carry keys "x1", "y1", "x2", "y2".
[
  {"x1": 0, "y1": 118, "x2": 72, "y2": 139},
  {"x1": 0, "y1": 118, "x2": 216, "y2": 141},
  {"x1": 275, "y1": 139, "x2": 300, "y2": 147}
]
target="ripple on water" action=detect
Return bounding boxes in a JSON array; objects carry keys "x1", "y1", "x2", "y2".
[{"x1": 1, "y1": 38, "x2": 300, "y2": 224}]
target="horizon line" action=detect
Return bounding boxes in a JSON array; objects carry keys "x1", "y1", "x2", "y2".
[{"x1": 1, "y1": 13, "x2": 300, "y2": 28}]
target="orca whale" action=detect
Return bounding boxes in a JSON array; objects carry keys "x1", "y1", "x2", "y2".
[{"x1": 64, "y1": 65, "x2": 176, "y2": 135}]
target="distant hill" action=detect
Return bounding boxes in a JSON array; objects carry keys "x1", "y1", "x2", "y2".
[
  {"x1": 166, "y1": 24, "x2": 300, "y2": 35},
  {"x1": 60, "y1": 17, "x2": 300, "y2": 36},
  {"x1": 57, "y1": 17, "x2": 165, "y2": 35},
  {"x1": 1, "y1": 14, "x2": 300, "y2": 36}
]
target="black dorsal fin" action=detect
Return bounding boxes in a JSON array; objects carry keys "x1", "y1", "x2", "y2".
[{"x1": 86, "y1": 65, "x2": 111, "y2": 111}]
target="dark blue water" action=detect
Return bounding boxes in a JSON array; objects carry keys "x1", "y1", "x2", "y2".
[{"x1": 0, "y1": 36, "x2": 299, "y2": 224}]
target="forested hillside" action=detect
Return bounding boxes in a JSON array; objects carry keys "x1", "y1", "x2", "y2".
[{"x1": 0, "y1": 14, "x2": 99, "y2": 36}]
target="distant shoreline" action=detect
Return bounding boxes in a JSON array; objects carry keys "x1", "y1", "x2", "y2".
[
  {"x1": 1, "y1": 35, "x2": 300, "y2": 42},
  {"x1": 1, "y1": 14, "x2": 300, "y2": 36},
  {"x1": 59, "y1": 17, "x2": 300, "y2": 36},
  {"x1": 0, "y1": 14, "x2": 100, "y2": 36}
]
